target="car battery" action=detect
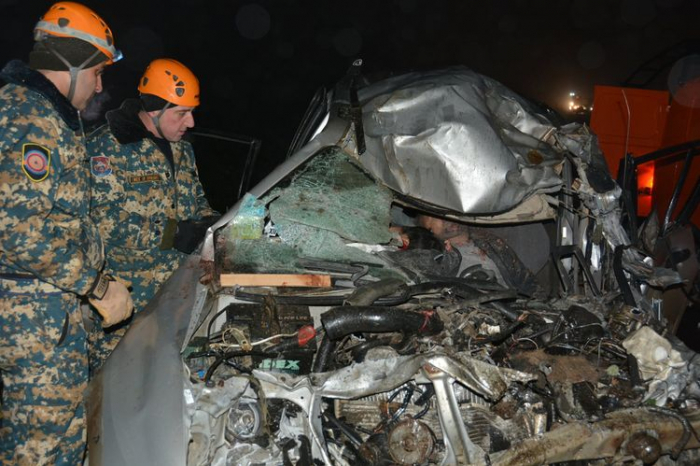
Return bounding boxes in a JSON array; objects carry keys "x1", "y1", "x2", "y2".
[{"x1": 224, "y1": 302, "x2": 316, "y2": 375}]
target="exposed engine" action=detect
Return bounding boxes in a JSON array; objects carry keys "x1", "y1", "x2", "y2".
[
  {"x1": 179, "y1": 67, "x2": 700, "y2": 466},
  {"x1": 183, "y1": 278, "x2": 700, "y2": 465}
]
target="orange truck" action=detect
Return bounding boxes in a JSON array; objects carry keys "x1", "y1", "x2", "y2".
[{"x1": 590, "y1": 79, "x2": 700, "y2": 226}]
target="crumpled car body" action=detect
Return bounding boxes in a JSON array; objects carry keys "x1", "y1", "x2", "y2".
[{"x1": 89, "y1": 65, "x2": 700, "y2": 466}]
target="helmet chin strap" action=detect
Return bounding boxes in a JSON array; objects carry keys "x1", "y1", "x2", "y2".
[
  {"x1": 150, "y1": 102, "x2": 172, "y2": 140},
  {"x1": 43, "y1": 40, "x2": 101, "y2": 104}
]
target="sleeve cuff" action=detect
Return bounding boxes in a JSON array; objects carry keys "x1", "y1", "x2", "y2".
[{"x1": 77, "y1": 267, "x2": 103, "y2": 296}]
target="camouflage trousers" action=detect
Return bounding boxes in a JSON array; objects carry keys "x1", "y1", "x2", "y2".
[
  {"x1": 0, "y1": 277, "x2": 88, "y2": 466},
  {"x1": 88, "y1": 254, "x2": 182, "y2": 374}
]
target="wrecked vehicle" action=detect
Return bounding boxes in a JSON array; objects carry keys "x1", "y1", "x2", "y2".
[{"x1": 89, "y1": 63, "x2": 700, "y2": 465}]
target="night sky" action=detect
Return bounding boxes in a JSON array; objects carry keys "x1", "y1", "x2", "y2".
[{"x1": 1, "y1": 0, "x2": 699, "y2": 208}]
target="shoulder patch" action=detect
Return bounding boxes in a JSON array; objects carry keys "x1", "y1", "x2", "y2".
[
  {"x1": 21, "y1": 143, "x2": 51, "y2": 182},
  {"x1": 90, "y1": 156, "x2": 113, "y2": 178}
]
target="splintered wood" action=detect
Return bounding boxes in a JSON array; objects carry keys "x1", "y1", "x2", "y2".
[{"x1": 219, "y1": 273, "x2": 332, "y2": 288}]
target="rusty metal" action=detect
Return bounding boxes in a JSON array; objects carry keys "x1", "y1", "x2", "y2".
[
  {"x1": 388, "y1": 419, "x2": 435, "y2": 465},
  {"x1": 488, "y1": 408, "x2": 700, "y2": 466},
  {"x1": 626, "y1": 432, "x2": 662, "y2": 464},
  {"x1": 645, "y1": 406, "x2": 694, "y2": 459}
]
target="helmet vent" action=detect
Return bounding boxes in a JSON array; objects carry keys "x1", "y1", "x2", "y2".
[
  {"x1": 176, "y1": 87, "x2": 185, "y2": 97},
  {"x1": 58, "y1": 17, "x2": 69, "y2": 27}
]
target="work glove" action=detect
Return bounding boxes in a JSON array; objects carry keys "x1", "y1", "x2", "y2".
[
  {"x1": 160, "y1": 215, "x2": 221, "y2": 254},
  {"x1": 88, "y1": 274, "x2": 134, "y2": 327}
]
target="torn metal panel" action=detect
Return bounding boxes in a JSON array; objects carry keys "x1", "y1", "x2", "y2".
[
  {"x1": 355, "y1": 67, "x2": 565, "y2": 215},
  {"x1": 554, "y1": 122, "x2": 618, "y2": 194},
  {"x1": 393, "y1": 191, "x2": 557, "y2": 225},
  {"x1": 489, "y1": 408, "x2": 700, "y2": 466},
  {"x1": 89, "y1": 255, "x2": 203, "y2": 466},
  {"x1": 569, "y1": 150, "x2": 682, "y2": 292},
  {"x1": 303, "y1": 352, "x2": 535, "y2": 402}
]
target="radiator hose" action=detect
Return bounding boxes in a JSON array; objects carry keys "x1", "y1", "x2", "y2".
[{"x1": 313, "y1": 306, "x2": 443, "y2": 372}]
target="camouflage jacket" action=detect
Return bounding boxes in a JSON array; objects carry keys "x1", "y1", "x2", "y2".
[
  {"x1": 0, "y1": 60, "x2": 104, "y2": 295},
  {"x1": 88, "y1": 99, "x2": 216, "y2": 264}
]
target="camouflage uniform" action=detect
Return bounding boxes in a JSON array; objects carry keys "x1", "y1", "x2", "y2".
[
  {"x1": 0, "y1": 60, "x2": 105, "y2": 465},
  {"x1": 88, "y1": 98, "x2": 216, "y2": 370}
]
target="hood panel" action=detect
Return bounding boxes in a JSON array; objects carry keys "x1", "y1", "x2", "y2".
[{"x1": 357, "y1": 68, "x2": 565, "y2": 214}]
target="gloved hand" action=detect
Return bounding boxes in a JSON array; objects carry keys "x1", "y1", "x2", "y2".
[
  {"x1": 173, "y1": 215, "x2": 221, "y2": 254},
  {"x1": 88, "y1": 277, "x2": 134, "y2": 327},
  {"x1": 158, "y1": 215, "x2": 221, "y2": 253}
]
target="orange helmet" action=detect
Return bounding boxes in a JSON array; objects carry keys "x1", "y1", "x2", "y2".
[
  {"x1": 34, "y1": 2, "x2": 122, "y2": 64},
  {"x1": 138, "y1": 59, "x2": 200, "y2": 107}
]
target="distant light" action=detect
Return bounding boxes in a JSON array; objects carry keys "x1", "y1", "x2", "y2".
[{"x1": 569, "y1": 92, "x2": 576, "y2": 97}]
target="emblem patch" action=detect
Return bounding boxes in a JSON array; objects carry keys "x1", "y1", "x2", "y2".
[
  {"x1": 90, "y1": 156, "x2": 113, "y2": 177},
  {"x1": 21, "y1": 143, "x2": 51, "y2": 182},
  {"x1": 128, "y1": 174, "x2": 161, "y2": 184}
]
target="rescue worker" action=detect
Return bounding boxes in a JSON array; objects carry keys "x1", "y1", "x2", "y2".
[
  {"x1": 88, "y1": 58, "x2": 219, "y2": 370},
  {"x1": 0, "y1": 2, "x2": 133, "y2": 464}
]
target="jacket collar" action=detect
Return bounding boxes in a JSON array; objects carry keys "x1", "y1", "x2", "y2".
[
  {"x1": 0, "y1": 60, "x2": 80, "y2": 131},
  {"x1": 105, "y1": 98, "x2": 153, "y2": 145}
]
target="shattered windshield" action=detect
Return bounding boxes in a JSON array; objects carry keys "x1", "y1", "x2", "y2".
[{"x1": 220, "y1": 147, "x2": 398, "y2": 279}]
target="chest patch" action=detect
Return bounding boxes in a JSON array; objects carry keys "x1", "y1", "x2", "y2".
[
  {"x1": 129, "y1": 173, "x2": 162, "y2": 184},
  {"x1": 21, "y1": 143, "x2": 51, "y2": 182},
  {"x1": 90, "y1": 156, "x2": 113, "y2": 177}
]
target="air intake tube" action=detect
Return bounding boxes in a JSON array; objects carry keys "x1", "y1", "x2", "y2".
[
  {"x1": 312, "y1": 306, "x2": 443, "y2": 372},
  {"x1": 322, "y1": 306, "x2": 443, "y2": 339}
]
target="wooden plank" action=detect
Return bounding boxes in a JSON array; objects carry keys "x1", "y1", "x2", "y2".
[{"x1": 220, "y1": 273, "x2": 332, "y2": 288}]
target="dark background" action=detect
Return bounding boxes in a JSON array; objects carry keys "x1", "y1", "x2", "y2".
[
  {"x1": 2, "y1": 1, "x2": 700, "y2": 346},
  {"x1": 1, "y1": 0, "x2": 699, "y2": 209}
]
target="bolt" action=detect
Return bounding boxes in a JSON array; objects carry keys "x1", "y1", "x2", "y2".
[
  {"x1": 626, "y1": 432, "x2": 662, "y2": 465},
  {"x1": 402, "y1": 434, "x2": 417, "y2": 452}
]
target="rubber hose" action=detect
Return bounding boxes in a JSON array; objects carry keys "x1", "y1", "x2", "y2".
[
  {"x1": 345, "y1": 278, "x2": 406, "y2": 306},
  {"x1": 311, "y1": 335, "x2": 336, "y2": 373},
  {"x1": 321, "y1": 306, "x2": 443, "y2": 341}
]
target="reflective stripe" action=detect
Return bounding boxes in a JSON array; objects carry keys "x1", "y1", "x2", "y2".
[{"x1": 34, "y1": 21, "x2": 122, "y2": 62}]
